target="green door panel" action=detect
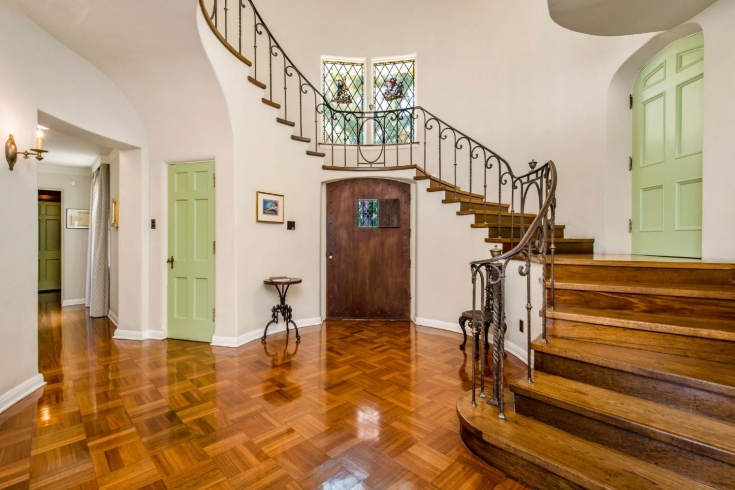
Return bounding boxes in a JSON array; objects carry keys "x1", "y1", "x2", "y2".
[
  {"x1": 632, "y1": 33, "x2": 703, "y2": 258},
  {"x1": 38, "y1": 201, "x2": 62, "y2": 291},
  {"x1": 168, "y1": 161, "x2": 216, "y2": 342}
]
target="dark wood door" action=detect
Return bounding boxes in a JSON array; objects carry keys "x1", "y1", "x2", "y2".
[{"x1": 327, "y1": 179, "x2": 410, "y2": 320}]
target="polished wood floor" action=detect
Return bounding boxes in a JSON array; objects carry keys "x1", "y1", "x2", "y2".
[{"x1": 0, "y1": 292, "x2": 529, "y2": 489}]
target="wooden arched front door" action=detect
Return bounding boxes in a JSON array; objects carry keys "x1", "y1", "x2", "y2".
[
  {"x1": 326, "y1": 179, "x2": 410, "y2": 320},
  {"x1": 632, "y1": 33, "x2": 704, "y2": 258}
]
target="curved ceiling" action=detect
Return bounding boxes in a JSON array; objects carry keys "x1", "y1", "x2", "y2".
[{"x1": 548, "y1": 0, "x2": 717, "y2": 36}]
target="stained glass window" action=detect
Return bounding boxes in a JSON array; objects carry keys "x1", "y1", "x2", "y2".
[
  {"x1": 357, "y1": 199, "x2": 379, "y2": 228},
  {"x1": 322, "y1": 60, "x2": 365, "y2": 144},
  {"x1": 373, "y1": 59, "x2": 416, "y2": 145}
]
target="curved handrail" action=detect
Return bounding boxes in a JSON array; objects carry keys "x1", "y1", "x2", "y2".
[{"x1": 199, "y1": 0, "x2": 558, "y2": 420}]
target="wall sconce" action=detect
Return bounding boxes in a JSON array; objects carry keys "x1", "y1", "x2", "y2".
[{"x1": 5, "y1": 127, "x2": 48, "y2": 171}]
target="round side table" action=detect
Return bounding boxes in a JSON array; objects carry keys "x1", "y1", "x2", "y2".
[{"x1": 262, "y1": 277, "x2": 302, "y2": 343}]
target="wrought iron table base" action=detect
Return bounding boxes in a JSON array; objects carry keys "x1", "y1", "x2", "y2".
[
  {"x1": 458, "y1": 311, "x2": 490, "y2": 354},
  {"x1": 261, "y1": 281, "x2": 301, "y2": 343}
]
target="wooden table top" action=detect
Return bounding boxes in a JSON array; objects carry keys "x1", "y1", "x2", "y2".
[{"x1": 263, "y1": 276, "x2": 302, "y2": 286}]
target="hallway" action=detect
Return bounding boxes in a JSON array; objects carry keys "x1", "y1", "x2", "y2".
[{"x1": 0, "y1": 294, "x2": 527, "y2": 489}]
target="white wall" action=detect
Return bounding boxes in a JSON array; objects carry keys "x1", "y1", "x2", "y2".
[
  {"x1": 0, "y1": 0, "x2": 145, "y2": 412},
  {"x1": 37, "y1": 165, "x2": 92, "y2": 305}
]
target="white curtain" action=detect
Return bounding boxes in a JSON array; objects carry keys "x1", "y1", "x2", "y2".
[{"x1": 86, "y1": 164, "x2": 110, "y2": 317}]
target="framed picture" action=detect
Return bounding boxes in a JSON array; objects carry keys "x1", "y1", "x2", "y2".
[
  {"x1": 256, "y1": 191, "x2": 284, "y2": 224},
  {"x1": 111, "y1": 197, "x2": 120, "y2": 228},
  {"x1": 66, "y1": 209, "x2": 90, "y2": 229}
]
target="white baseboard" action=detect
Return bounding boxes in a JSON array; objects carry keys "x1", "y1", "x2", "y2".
[
  {"x1": 62, "y1": 298, "x2": 86, "y2": 307},
  {"x1": 211, "y1": 317, "x2": 322, "y2": 348},
  {"x1": 0, "y1": 374, "x2": 46, "y2": 415},
  {"x1": 414, "y1": 317, "x2": 463, "y2": 334},
  {"x1": 414, "y1": 317, "x2": 528, "y2": 365},
  {"x1": 107, "y1": 310, "x2": 119, "y2": 326},
  {"x1": 112, "y1": 329, "x2": 164, "y2": 341}
]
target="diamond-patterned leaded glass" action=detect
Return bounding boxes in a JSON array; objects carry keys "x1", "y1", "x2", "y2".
[
  {"x1": 357, "y1": 199, "x2": 379, "y2": 228},
  {"x1": 373, "y1": 59, "x2": 416, "y2": 145},
  {"x1": 322, "y1": 60, "x2": 365, "y2": 144}
]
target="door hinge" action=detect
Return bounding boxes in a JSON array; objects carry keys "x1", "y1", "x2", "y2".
[
  {"x1": 629, "y1": 94, "x2": 633, "y2": 109},
  {"x1": 629, "y1": 219, "x2": 633, "y2": 233},
  {"x1": 629, "y1": 157, "x2": 633, "y2": 171},
  {"x1": 213, "y1": 173, "x2": 216, "y2": 187},
  {"x1": 213, "y1": 240, "x2": 216, "y2": 255},
  {"x1": 213, "y1": 308, "x2": 215, "y2": 322}
]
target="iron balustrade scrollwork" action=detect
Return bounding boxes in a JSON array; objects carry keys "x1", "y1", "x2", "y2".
[
  {"x1": 469, "y1": 161, "x2": 556, "y2": 419},
  {"x1": 199, "y1": 0, "x2": 558, "y2": 418}
]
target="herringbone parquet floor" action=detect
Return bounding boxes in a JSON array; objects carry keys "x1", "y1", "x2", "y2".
[{"x1": 0, "y1": 293, "x2": 530, "y2": 489}]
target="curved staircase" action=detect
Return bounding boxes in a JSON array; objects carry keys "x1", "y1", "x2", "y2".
[{"x1": 459, "y1": 256, "x2": 735, "y2": 489}]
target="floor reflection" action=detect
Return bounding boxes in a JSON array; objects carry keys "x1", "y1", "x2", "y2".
[{"x1": 0, "y1": 297, "x2": 529, "y2": 489}]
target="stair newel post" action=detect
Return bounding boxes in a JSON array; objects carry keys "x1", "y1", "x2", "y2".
[
  {"x1": 498, "y1": 162, "x2": 505, "y2": 240},
  {"x1": 489, "y1": 266, "x2": 501, "y2": 407},
  {"x1": 498, "y1": 265, "x2": 507, "y2": 419},
  {"x1": 523, "y1": 246, "x2": 533, "y2": 383},
  {"x1": 470, "y1": 264, "x2": 481, "y2": 407}
]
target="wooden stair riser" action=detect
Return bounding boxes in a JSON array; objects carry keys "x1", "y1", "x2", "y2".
[
  {"x1": 550, "y1": 289, "x2": 735, "y2": 322},
  {"x1": 456, "y1": 201, "x2": 506, "y2": 213},
  {"x1": 459, "y1": 420, "x2": 585, "y2": 490},
  {"x1": 485, "y1": 225, "x2": 565, "y2": 240},
  {"x1": 548, "y1": 264, "x2": 735, "y2": 287},
  {"x1": 547, "y1": 320, "x2": 735, "y2": 364},
  {"x1": 497, "y1": 239, "x2": 593, "y2": 255},
  {"x1": 534, "y1": 352, "x2": 735, "y2": 424},
  {"x1": 469, "y1": 213, "x2": 539, "y2": 227},
  {"x1": 513, "y1": 395, "x2": 735, "y2": 489}
]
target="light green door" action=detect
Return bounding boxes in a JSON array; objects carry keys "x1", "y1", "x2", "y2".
[
  {"x1": 632, "y1": 33, "x2": 704, "y2": 258},
  {"x1": 168, "y1": 162, "x2": 216, "y2": 342},
  {"x1": 38, "y1": 201, "x2": 62, "y2": 291}
]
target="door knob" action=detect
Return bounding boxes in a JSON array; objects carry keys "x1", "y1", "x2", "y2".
[
  {"x1": 328, "y1": 254, "x2": 333, "y2": 260},
  {"x1": 167, "y1": 256, "x2": 175, "y2": 269}
]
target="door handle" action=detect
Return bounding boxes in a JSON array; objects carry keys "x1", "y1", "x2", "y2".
[{"x1": 167, "y1": 256, "x2": 175, "y2": 269}]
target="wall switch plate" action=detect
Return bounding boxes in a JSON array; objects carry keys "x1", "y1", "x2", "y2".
[
  {"x1": 287, "y1": 221, "x2": 295, "y2": 230},
  {"x1": 151, "y1": 219, "x2": 156, "y2": 230},
  {"x1": 520, "y1": 320, "x2": 524, "y2": 333}
]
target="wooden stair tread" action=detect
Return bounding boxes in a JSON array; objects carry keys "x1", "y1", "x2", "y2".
[
  {"x1": 456, "y1": 392, "x2": 711, "y2": 490},
  {"x1": 534, "y1": 336, "x2": 735, "y2": 397},
  {"x1": 291, "y1": 135, "x2": 311, "y2": 143},
  {"x1": 458, "y1": 210, "x2": 537, "y2": 219},
  {"x1": 550, "y1": 254, "x2": 735, "y2": 270},
  {"x1": 426, "y1": 185, "x2": 484, "y2": 199},
  {"x1": 307, "y1": 150, "x2": 326, "y2": 157},
  {"x1": 486, "y1": 238, "x2": 592, "y2": 244},
  {"x1": 473, "y1": 223, "x2": 566, "y2": 230},
  {"x1": 547, "y1": 306, "x2": 735, "y2": 342},
  {"x1": 548, "y1": 279, "x2": 735, "y2": 300},
  {"x1": 247, "y1": 76, "x2": 266, "y2": 89},
  {"x1": 442, "y1": 196, "x2": 509, "y2": 208},
  {"x1": 276, "y1": 117, "x2": 295, "y2": 127},
  {"x1": 261, "y1": 98, "x2": 281, "y2": 109},
  {"x1": 321, "y1": 164, "x2": 417, "y2": 171},
  {"x1": 512, "y1": 372, "x2": 735, "y2": 466}
]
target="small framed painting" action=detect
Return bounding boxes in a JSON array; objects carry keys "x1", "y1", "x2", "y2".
[
  {"x1": 256, "y1": 191, "x2": 284, "y2": 224},
  {"x1": 66, "y1": 209, "x2": 90, "y2": 229}
]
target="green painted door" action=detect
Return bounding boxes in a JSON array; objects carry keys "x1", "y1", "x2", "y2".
[
  {"x1": 632, "y1": 33, "x2": 704, "y2": 258},
  {"x1": 38, "y1": 201, "x2": 62, "y2": 291},
  {"x1": 168, "y1": 162, "x2": 216, "y2": 342}
]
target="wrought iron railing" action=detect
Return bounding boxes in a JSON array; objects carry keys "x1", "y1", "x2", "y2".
[{"x1": 199, "y1": 0, "x2": 557, "y2": 419}]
